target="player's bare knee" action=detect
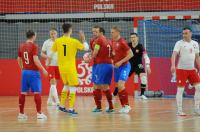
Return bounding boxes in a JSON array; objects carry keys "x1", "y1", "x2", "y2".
[
  {"x1": 118, "y1": 81, "x2": 125, "y2": 91},
  {"x1": 21, "y1": 92, "x2": 27, "y2": 95},
  {"x1": 50, "y1": 78, "x2": 56, "y2": 85}
]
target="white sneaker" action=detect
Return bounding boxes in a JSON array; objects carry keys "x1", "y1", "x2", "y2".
[
  {"x1": 176, "y1": 110, "x2": 186, "y2": 116},
  {"x1": 18, "y1": 113, "x2": 28, "y2": 120},
  {"x1": 119, "y1": 105, "x2": 131, "y2": 113},
  {"x1": 37, "y1": 113, "x2": 47, "y2": 119},
  {"x1": 141, "y1": 95, "x2": 148, "y2": 100}
]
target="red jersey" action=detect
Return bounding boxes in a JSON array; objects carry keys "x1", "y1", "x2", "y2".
[
  {"x1": 18, "y1": 42, "x2": 39, "y2": 71},
  {"x1": 112, "y1": 37, "x2": 130, "y2": 65},
  {"x1": 92, "y1": 36, "x2": 112, "y2": 64}
]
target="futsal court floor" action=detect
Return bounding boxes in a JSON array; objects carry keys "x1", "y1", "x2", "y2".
[{"x1": 0, "y1": 96, "x2": 200, "y2": 132}]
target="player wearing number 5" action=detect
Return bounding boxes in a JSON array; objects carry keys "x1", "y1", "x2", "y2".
[
  {"x1": 51, "y1": 23, "x2": 89, "y2": 114},
  {"x1": 17, "y1": 30, "x2": 48, "y2": 120}
]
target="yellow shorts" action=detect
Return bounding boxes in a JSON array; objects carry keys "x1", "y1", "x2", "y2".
[{"x1": 60, "y1": 72, "x2": 79, "y2": 86}]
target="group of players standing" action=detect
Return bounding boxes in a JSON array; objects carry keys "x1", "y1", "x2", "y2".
[{"x1": 17, "y1": 23, "x2": 152, "y2": 119}]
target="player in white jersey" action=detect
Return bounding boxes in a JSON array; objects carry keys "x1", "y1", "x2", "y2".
[
  {"x1": 171, "y1": 27, "x2": 200, "y2": 116},
  {"x1": 41, "y1": 28, "x2": 60, "y2": 106}
]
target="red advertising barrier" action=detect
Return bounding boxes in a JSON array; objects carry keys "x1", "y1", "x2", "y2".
[
  {"x1": 0, "y1": 58, "x2": 195, "y2": 96},
  {"x1": 0, "y1": 0, "x2": 199, "y2": 13}
]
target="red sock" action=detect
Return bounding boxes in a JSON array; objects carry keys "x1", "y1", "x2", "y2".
[
  {"x1": 19, "y1": 94, "x2": 25, "y2": 114},
  {"x1": 118, "y1": 89, "x2": 129, "y2": 107},
  {"x1": 103, "y1": 90, "x2": 113, "y2": 109},
  {"x1": 34, "y1": 94, "x2": 42, "y2": 113},
  {"x1": 93, "y1": 89, "x2": 102, "y2": 109}
]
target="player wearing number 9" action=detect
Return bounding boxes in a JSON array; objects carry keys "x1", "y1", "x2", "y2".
[
  {"x1": 17, "y1": 30, "x2": 48, "y2": 119},
  {"x1": 51, "y1": 23, "x2": 89, "y2": 114}
]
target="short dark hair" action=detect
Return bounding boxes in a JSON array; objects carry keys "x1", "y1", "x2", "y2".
[
  {"x1": 112, "y1": 26, "x2": 121, "y2": 32},
  {"x1": 93, "y1": 25, "x2": 100, "y2": 29},
  {"x1": 99, "y1": 27, "x2": 105, "y2": 35},
  {"x1": 62, "y1": 23, "x2": 72, "y2": 33},
  {"x1": 183, "y1": 26, "x2": 192, "y2": 32},
  {"x1": 130, "y1": 32, "x2": 138, "y2": 37},
  {"x1": 26, "y1": 30, "x2": 35, "y2": 39}
]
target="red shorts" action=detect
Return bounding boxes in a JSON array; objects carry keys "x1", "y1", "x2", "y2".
[
  {"x1": 47, "y1": 66, "x2": 60, "y2": 80},
  {"x1": 176, "y1": 69, "x2": 200, "y2": 87}
]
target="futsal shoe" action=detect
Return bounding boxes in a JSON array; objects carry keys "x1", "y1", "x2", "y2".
[
  {"x1": 141, "y1": 95, "x2": 148, "y2": 100},
  {"x1": 37, "y1": 113, "x2": 47, "y2": 119},
  {"x1": 68, "y1": 109, "x2": 78, "y2": 115},
  {"x1": 119, "y1": 105, "x2": 131, "y2": 114},
  {"x1": 176, "y1": 110, "x2": 186, "y2": 116},
  {"x1": 92, "y1": 107, "x2": 102, "y2": 113},
  {"x1": 58, "y1": 106, "x2": 69, "y2": 113},
  {"x1": 18, "y1": 113, "x2": 28, "y2": 120},
  {"x1": 106, "y1": 108, "x2": 115, "y2": 113}
]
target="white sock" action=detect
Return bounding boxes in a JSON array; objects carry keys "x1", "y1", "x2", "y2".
[
  {"x1": 47, "y1": 86, "x2": 53, "y2": 103},
  {"x1": 194, "y1": 84, "x2": 200, "y2": 110},
  {"x1": 176, "y1": 88, "x2": 184, "y2": 112},
  {"x1": 51, "y1": 84, "x2": 60, "y2": 104}
]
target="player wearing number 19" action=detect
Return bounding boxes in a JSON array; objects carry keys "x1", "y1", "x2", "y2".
[
  {"x1": 17, "y1": 30, "x2": 48, "y2": 120},
  {"x1": 51, "y1": 23, "x2": 89, "y2": 114}
]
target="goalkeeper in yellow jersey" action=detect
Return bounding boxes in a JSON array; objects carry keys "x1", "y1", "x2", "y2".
[{"x1": 51, "y1": 23, "x2": 89, "y2": 114}]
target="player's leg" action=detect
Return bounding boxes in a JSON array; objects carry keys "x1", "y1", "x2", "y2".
[
  {"x1": 47, "y1": 66, "x2": 54, "y2": 105},
  {"x1": 139, "y1": 73, "x2": 148, "y2": 100},
  {"x1": 92, "y1": 64, "x2": 102, "y2": 112},
  {"x1": 67, "y1": 72, "x2": 79, "y2": 114},
  {"x1": 51, "y1": 66, "x2": 60, "y2": 105},
  {"x1": 18, "y1": 70, "x2": 29, "y2": 119},
  {"x1": 101, "y1": 64, "x2": 114, "y2": 112},
  {"x1": 18, "y1": 70, "x2": 30, "y2": 119},
  {"x1": 115, "y1": 63, "x2": 131, "y2": 113},
  {"x1": 31, "y1": 71, "x2": 47, "y2": 119},
  {"x1": 58, "y1": 73, "x2": 69, "y2": 112},
  {"x1": 188, "y1": 70, "x2": 200, "y2": 114},
  {"x1": 176, "y1": 69, "x2": 187, "y2": 116}
]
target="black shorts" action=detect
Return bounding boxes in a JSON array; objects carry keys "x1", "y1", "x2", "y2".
[{"x1": 129, "y1": 64, "x2": 145, "y2": 77}]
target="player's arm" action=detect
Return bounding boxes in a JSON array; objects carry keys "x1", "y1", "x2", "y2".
[
  {"x1": 195, "y1": 53, "x2": 200, "y2": 70},
  {"x1": 143, "y1": 51, "x2": 151, "y2": 74},
  {"x1": 41, "y1": 41, "x2": 48, "y2": 59},
  {"x1": 171, "y1": 42, "x2": 180, "y2": 73},
  {"x1": 33, "y1": 55, "x2": 48, "y2": 77},
  {"x1": 79, "y1": 31, "x2": 89, "y2": 51},
  {"x1": 115, "y1": 49, "x2": 133, "y2": 68},
  {"x1": 92, "y1": 44, "x2": 100, "y2": 58},
  {"x1": 171, "y1": 51, "x2": 178, "y2": 73},
  {"x1": 17, "y1": 57, "x2": 23, "y2": 69}
]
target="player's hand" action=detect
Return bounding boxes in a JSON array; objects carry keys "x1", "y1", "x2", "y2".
[
  {"x1": 146, "y1": 67, "x2": 151, "y2": 74},
  {"x1": 47, "y1": 57, "x2": 52, "y2": 66},
  {"x1": 79, "y1": 30, "x2": 86, "y2": 42},
  {"x1": 115, "y1": 61, "x2": 122, "y2": 68},
  {"x1": 171, "y1": 65, "x2": 176, "y2": 73},
  {"x1": 43, "y1": 69, "x2": 48, "y2": 77}
]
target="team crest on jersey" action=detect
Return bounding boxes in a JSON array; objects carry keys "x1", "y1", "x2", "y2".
[
  {"x1": 136, "y1": 49, "x2": 139, "y2": 53},
  {"x1": 193, "y1": 45, "x2": 197, "y2": 49}
]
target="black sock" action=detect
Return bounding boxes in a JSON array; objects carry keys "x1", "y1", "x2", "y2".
[
  {"x1": 141, "y1": 88, "x2": 145, "y2": 95},
  {"x1": 113, "y1": 87, "x2": 118, "y2": 96}
]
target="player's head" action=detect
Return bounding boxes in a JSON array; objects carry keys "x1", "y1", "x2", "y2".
[
  {"x1": 111, "y1": 26, "x2": 121, "y2": 40},
  {"x1": 49, "y1": 28, "x2": 58, "y2": 39},
  {"x1": 92, "y1": 25, "x2": 99, "y2": 37},
  {"x1": 182, "y1": 27, "x2": 192, "y2": 41},
  {"x1": 96, "y1": 26, "x2": 105, "y2": 37},
  {"x1": 26, "y1": 30, "x2": 36, "y2": 41},
  {"x1": 130, "y1": 32, "x2": 139, "y2": 44},
  {"x1": 62, "y1": 23, "x2": 72, "y2": 34}
]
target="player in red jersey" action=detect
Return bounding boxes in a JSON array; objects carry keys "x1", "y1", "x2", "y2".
[
  {"x1": 111, "y1": 26, "x2": 133, "y2": 113},
  {"x1": 17, "y1": 30, "x2": 48, "y2": 120},
  {"x1": 89, "y1": 26, "x2": 114, "y2": 113}
]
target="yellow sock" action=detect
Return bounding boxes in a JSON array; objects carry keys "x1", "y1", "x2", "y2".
[
  {"x1": 69, "y1": 92, "x2": 76, "y2": 109},
  {"x1": 60, "y1": 90, "x2": 68, "y2": 108}
]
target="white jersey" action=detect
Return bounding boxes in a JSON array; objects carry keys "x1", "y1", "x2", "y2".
[
  {"x1": 41, "y1": 39, "x2": 58, "y2": 66},
  {"x1": 173, "y1": 40, "x2": 199, "y2": 70}
]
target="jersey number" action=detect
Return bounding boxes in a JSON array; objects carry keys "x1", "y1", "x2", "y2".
[
  {"x1": 23, "y1": 51, "x2": 29, "y2": 64},
  {"x1": 63, "y1": 44, "x2": 67, "y2": 56},
  {"x1": 107, "y1": 45, "x2": 111, "y2": 57}
]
